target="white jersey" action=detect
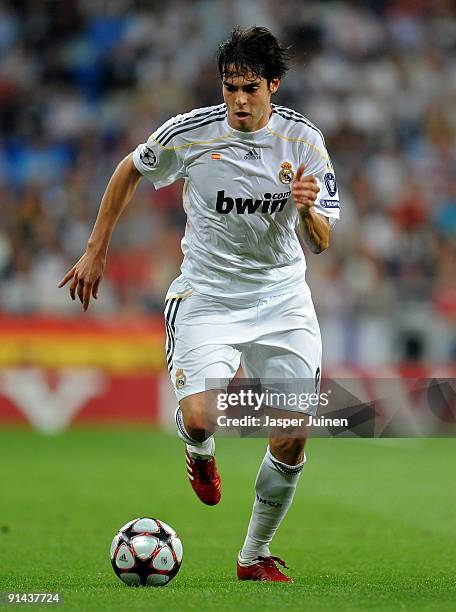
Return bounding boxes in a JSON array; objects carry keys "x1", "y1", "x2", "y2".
[{"x1": 132, "y1": 103, "x2": 340, "y2": 301}]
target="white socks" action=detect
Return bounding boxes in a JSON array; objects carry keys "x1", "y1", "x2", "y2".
[
  {"x1": 175, "y1": 406, "x2": 215, "y2": 459},
  {"x1": 175, "y1": 406, "x2": 305, "y2": 560},
  {"x1": 239, "y1": 446, "x2": 306, "y2": 564}
]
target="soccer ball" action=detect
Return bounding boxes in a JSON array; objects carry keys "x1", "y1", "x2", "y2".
[{"x1": 110, "y1": 517, "x2": 183, "y2": 587}]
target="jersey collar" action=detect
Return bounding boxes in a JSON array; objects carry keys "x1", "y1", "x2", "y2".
[{"x1": 225, "y1": 106, "x2": 278, "y2": 141}]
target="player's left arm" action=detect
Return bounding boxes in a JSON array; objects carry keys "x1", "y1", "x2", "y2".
[
  {"x1": 293, "y1": 132, "x2": 340, "y2": 253},
  {"x1": 292, "y1": 164, "x2": 330, "y2": 254}
]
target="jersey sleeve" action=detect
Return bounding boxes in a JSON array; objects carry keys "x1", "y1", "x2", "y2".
[
  {"x1": 132, "y1": 117, "x2": 186, "y2": 189},
  {"x1": 302, "y1": 132, "x2": 340, "y2": 228}
]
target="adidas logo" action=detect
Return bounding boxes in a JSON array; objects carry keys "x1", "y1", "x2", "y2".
[
  {"x1": 244, "y1": 147, "x2": 261, "y2": 160},
  {"x1": 119, "y1": 553, "x2": 127, "y2": 561}
]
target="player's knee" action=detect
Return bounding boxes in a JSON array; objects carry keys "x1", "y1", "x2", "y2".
[
  {"x1": 181, "y1": 405, "x2": 210, "y2": 441},
  {"x1": 180, "y1": 391, "x2": 220, "y2": 440},
  {"x1": 269, "y1": 437, "x2": 306, "y2": 466},
  {"x1": 184, "y1": 422, "x2": 208, "y2": 442}
]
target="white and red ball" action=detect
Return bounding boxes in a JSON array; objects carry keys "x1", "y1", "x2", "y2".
[{"x1": 110, "y1": 518, "x2": 183, "y2": 587}]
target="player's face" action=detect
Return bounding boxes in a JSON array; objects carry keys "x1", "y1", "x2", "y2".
[{"x1": 222, "y1": 70, "x2": 280, "y2": 132}]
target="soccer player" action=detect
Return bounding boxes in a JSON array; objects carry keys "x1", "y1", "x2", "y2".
[{"x1": 59, "y1": 26, "x2": 340, "y2": 582}]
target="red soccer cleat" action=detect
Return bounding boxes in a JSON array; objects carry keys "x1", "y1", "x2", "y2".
[
  {"x1": 237, "y1": 556, "x2": 293, "y2": 582},
  {"x1": 185, "y1": 449, "x2": 221, "y2": 505}
]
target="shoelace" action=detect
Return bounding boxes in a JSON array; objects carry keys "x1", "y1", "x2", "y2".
[{"x1": 258, "y1": 556, "x2": 290, "y2": 570}]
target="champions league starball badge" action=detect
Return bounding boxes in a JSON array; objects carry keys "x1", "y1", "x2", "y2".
[
  {"x1": 279, "y1": 162, "x2": 294, "y2": 184},
  {"x1": 140, "y1": 145, "x2": 157, "y2": 168}
]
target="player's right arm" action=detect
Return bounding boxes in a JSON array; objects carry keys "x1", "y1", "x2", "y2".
[
  {"x1": 59, "y1": 115, "x2": 186, "y2": 311},
  {"x1": 58, "y1": 154, "x2": 142, "y2": 311},
  {"x1": 59, "y1": 154, "x2": 142, "y2": 310}
]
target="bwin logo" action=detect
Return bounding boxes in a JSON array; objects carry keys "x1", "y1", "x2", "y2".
[
  {"x1": 256, "y1": 494, "x2": 283, "y2": 508},
  {"x1": 216, "y1": 190, "x2": 290, "y2": 214},
  {"x1": 244, "y1": 147, "x2": 261, "y2": 160}
]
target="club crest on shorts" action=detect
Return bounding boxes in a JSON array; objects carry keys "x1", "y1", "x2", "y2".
[
  {"x1": 324, "y1": 172, "x2": 337, "y2": 197},
  {"x1": 279, "y1": 162, "x2": 294, "y2": 184},
  {"x1": 175, "y1": 368, "x2": 187, "y2": 389}
]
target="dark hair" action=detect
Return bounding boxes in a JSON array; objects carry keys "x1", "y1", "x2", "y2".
[{"x1": 217, "y1": 26, "x2": 290, "y2": 83}]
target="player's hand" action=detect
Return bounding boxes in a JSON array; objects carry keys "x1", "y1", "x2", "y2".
[
  {"x1": 292, "y1": 164, "x2": 320, "y2": 216},
  {"x1": 58, "y1": 248, "x2": 106, "y2": 311}
]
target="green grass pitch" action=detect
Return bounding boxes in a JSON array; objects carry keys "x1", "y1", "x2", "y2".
[{"x1": 1, "y1": 429, "x2": 455, "y2": 611}]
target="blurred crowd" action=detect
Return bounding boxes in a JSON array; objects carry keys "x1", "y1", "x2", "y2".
[{"x1": 0, "y1": 0, "x2": 455, "y2": 365}]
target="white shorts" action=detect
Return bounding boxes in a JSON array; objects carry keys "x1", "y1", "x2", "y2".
[{"x1": 164, "y1": 276, "x2": 322, "y2": 415}]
